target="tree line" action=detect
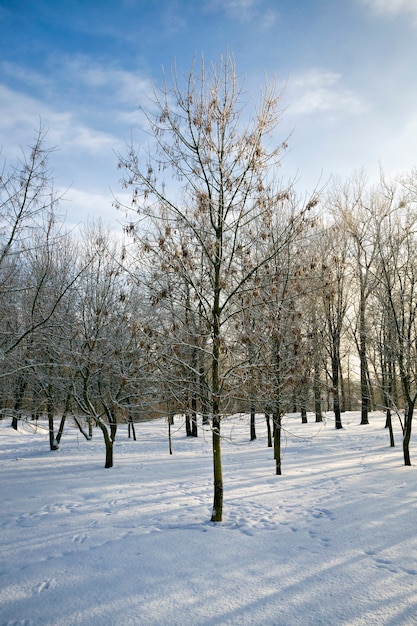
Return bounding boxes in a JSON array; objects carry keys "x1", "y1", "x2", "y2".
[{"x1": 2, "y1": 55, "x2": 417, "y2": 521}]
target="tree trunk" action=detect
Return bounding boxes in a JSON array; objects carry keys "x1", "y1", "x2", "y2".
[
  {"x1": 105, "y1": 439, "x2": 114, "y2": 468},
  {"x1": 211, "y1": 415, "x2": 223, "y2": 521},
  {"x1": 313, "y1": 361, "x2": 323, "y2": 422},
  {"x1": 314, "y1": 390, "x2": 323, "y2": 422},
  {"x1": 185, "y1": 406, "x2": 192, "y2": 436},
  {"x1": 168, "y1": 416, "x2": 173, "y2": 455},
  {"x1": 96, "y1": 420, "x2": 114, "y2": 468},
  {"x1": 265, "y1": 412, "x2": 272, "y2": 447},
  {"x1": 403, "y1": 403, "x2": 414, "y2": 466},
  {"x1": 199, "y1": 350, "x2": 210, "y2": 425},
  {"x1": 47, "y1": 399, "x2": 59, "y2": 451},
  {"x1": 48, "y1": 414, "x2": 59, "y2": 450},
  {"x1": 56, "y1": 413, "x2": 66, "y2": 445},
  {"x1": 332, "y1": 350, "x2": 343, "y2": 429},
  {"x1": 385, "y1": 408, "x2": 395, "y2": 447},
  {"x1": 273, "y1": 409, "x2": 282, "y2": 475},
  {"x1": 128, "y1": 416, "x2": 137, "y2": 441},
  {"x1": 300, "y1": 391, "x2": 308, "y2": 424},
  {"x1": 250, "y1": 405, "x2": 256, "y2": 441},
  {"x1": 73, "y1": 416, "x2": 92, "y2": 440},
  {"x1": 56, "y1": 392, "x2": 71, "y2": 445},
  {"x1": 211, "y1": 282, "x2": 223, "y2": 522},
  {"x1": 339, "y1": 356, "x2": 347, "y2": 413},
  {"x1": 359, "y1": 297, "x2": 370, "y2": 424},
  {"x1": 191, "y1": 394, "x2": 198, "y2": 437},
  {"x1": 11, "y1": 376, "x2": 27, "y2": 430}
]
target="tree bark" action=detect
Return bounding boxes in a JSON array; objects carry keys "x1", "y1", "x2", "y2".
[
  {"x1": 403, "y1": 403, "x2": 414, "y2": 466},
  {"x1": 359, "y1": 297, "x2": 370, "y2": 424},
  {"x1": 250, "y1": 405, "x2": 256, "y2": 441},
  {"x1": 273, "y1": 409, "x2": 282, "y2": 475},
  {"x1": 265, "y1": 412, "x2": 272, "y2": 447},
  {"x1": 211, "y1": 415, "x2": 223, "y2": 522},
  {"x1": 332, "y1": 350, "x2": 343, "y2": 429}
]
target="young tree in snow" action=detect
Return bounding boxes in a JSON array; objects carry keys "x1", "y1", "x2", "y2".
[{"x1": 117, "y1": 54, "x2": 312, "y2": 521}]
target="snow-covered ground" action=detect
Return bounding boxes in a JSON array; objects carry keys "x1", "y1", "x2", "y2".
[{"x1": 1, "y1": 411, "x2": 417, "y2": 626}]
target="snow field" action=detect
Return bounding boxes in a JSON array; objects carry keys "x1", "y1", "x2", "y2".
[{"x1": 0, "y1": 412, "x2": 416, "y2": 625}]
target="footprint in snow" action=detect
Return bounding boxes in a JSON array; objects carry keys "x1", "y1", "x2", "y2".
[
  {"x1": 32, "y1": 579, "x2": 52, "y2": 593},
  {"x1": 71, "y1": 533, "x2": 87, "y2": 544}
]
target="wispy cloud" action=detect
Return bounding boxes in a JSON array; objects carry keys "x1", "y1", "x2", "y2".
[
  {"x1": 61, "y1": 56, "x2": 153, "y2": 106},
  {"x1": 0, "y1": 84, "x2": 117, "y2": 157},
  {"x1": 58, "y1": 186, "x2": 119, "y2": 227},
  {"x1": 286, "y1": 70, "x2": 368, "y2": 118},
  {"x1": 204, "y1": 0, "x2": 278, "y2": 26},
  {"x1": 359, "y1": 0, "x2": 417, "y2": 22}
]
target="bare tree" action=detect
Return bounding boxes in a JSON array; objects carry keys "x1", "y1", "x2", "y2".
[
  {"x1": 319, "y1": 222, "x2": 349, "y2": 429},
  {"x1": 0, "y1": 128, "x2": 86, "y2": 430},
  {"x1": 329, "y1": 173, "x2": 379, "y2": 425},
  {"x1": 117, "y1": 54, "x2": 312, "y2": 521},
  {"x1": 373, "y1": 175, "x2": 417, "y2": 465}
]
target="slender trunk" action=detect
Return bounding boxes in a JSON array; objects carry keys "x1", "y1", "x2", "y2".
[
  {"x1": 250, "y1": 405, "x2": 256, "y2": 441},
  {"x1": 56, "y1": 413, "x2": 66, "y2": 445},
  {"x1": 385, "y1": 408, "x2": 395, "y2": 447},
  {"x1": 359, "y1": 296, "x2": 370, "y2": 424},
  {"x1": 11, "y1": 377, "x2": 27, "y2": 430},
  {"x1": 73, "y1": 416, "x2": 92, "y2": 440},
  {"x1": 168, "y1": 417, "x2": 173, "y2": 455},
  {"x1": 403, "y1": 403, "x2": 414, "y2": 466},
  {"x1": 273, "y1": 409, "x2": 281, "y2": 475},
  {"x1": 314, "y1": 390, "x2": 323, "y2": 422},
  {"x1": 56, "y1": 392, "x2": 71, "y2": 445},
  {"x1": 300, "y1": 389, "x2": 307, "y2": 424},
  {"x1": 191, "y1": 347, "x2": 198, "y2": 437},
  {"x1": 185, "y1": 409, "x2": 192, "y2": 437},
  {"x1": 47, "y1": 395, "x2": 59, "y2": 451},
  {"x1": 105, "y1": 439, "x2": 114, "y2": 468},
  {"x1": 210, "y1": 391, "x2": 223, "y2": 521},
  {"x1": 128, "y1": 416, "x2": 137, "y2": 441},
  {"x1": 313, "y1": 361, "x2": 323, "y2": 422},
  {"x1": 191, "y1": 395, "x2": 198, "y2": 437},
  {"x1": 265, "y1": 412, "x2": 272, "y2": 447},
  {"x1": 96, "y1": 420, "x2": 114, "y2": 468},
  {"x1": 199, "y1": 345, "x2": 210, "y2": 426},
  {"x1": 339, "y1": 355, "x2": 346, "y2": 413},
  {"x1": 211, "y1": 414, "x2": 223, "y2": 521},
  {"x1": 332, "y1": 349, "x2": 343, "y2": 429},
  {"x1": 211, "y1": 261, "x2": 223, "y2": 522}
]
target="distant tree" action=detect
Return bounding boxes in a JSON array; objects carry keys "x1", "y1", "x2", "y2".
[
  {"x1": 329, "y1": 173, "x2": 378, "y2": 425},
  {"x1": 22, "y1": 220, "x2": 81, "y2": 450},
  {"x1": 70, "y1": 224, "x2": 149, "y2": 468},
  {"x1": 0, "y1": 128, "x2": 85, "y2": 430},
  {"x1": 319, "y1": 222, "x2": 349, "y2": 429},
  {"x1": 373, "y1": 175, "x2": 417, "y2": 465}
]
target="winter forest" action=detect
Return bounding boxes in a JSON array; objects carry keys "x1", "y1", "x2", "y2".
[{"x1": 2, "y1": 55, "x2": 417, "y2": 527}]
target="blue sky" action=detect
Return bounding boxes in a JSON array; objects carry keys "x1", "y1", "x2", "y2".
[{"x1": 1, "y1": 0, "x2": 416, "y2": 227}]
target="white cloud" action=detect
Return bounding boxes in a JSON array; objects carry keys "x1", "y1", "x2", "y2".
[
  {"x1": 286, "y1": 70, "x2": 368, "y2": 118},
  {"x1": 58, "y1": 186, "x2": 120, "y2": 228},
  {"x1": 0, "y1": 84, "x2": 118, "y2": 157},
  {"x1": 62, "y1": 56, "x2": 153, "y2": 106},
  {"x1": 205, "y1": 0, "x2": 278, "y2": 26},
  {"x1": 360, "y1": 0, "x2": 417, "y2": 22}
]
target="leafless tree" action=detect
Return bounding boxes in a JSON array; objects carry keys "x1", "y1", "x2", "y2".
[{"x1": 117, "y1": 54, "x2": 314, "y2": 521}]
